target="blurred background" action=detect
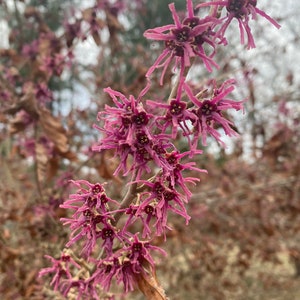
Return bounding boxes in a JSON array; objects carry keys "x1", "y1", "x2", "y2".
[{"x1": 0, "y1": 0, "x2": 299, "y2": 299}]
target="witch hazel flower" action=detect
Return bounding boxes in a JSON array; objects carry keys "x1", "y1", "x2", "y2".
[
  {"x1": 22, "y1": 39, "x2": 39, "y2": 61},
  {"x1": 93, "y1": 87, "x2": 151, "y2": 161},
  {"x1": 144, "y1": 0, "x2": 222, "y2": 84},
  {"x1": 134, "y1": 176, "x2": 192, "y2": 238},
  {"x1": 61, "y1": 180, "x2": 119, "y2": 213},
  {"x1": 89, "y1": 256, "x2": 120, "y2": 292},
  {"x1": 60, "y1": 279, "x2": 89, "y2": 300},
  {"x1": 60, "y1": 272, "x2": 111, "y2": 300},
  {"x1": 93, "y1": 87, "x2": 176, "y2": 179},
  {"x1": 197, "y1": 0, "x2": 281, "y2": 49},
  {"x1": 146, "y1": 83, "x2": 195, "y2": 139},
  {"x1": 39, "y1": 253, "x2": 80, "y2": 291},
  {"x1": 124, "y1": 149, "x2": 206, "y2": 238},
  {"x1": 90, "y1": 234, "x2": 166, "y2": 293},
  {"x1": 61, "y1": 209, "x2": 103, "y2": 258},
  {"x1": 164, "y1": 150, "x2": 207, "y2": 198},
  {"x1": 118, "y1": 204, "x2": 170, "y2": 240},
  {"x1": 124, "y1": 234, "x2": 167, "y2": 272},
  {"x1": 59, "y1": 180, "x2": 122, "y2": 257},
  {"x1": 143, "y1": 204, "x2": 173, "y2": 239},
  {"x1": 184, "y1": 79, "x2": 245, "y2": 149}
]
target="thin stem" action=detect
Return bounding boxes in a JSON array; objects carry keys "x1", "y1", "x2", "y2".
[
  {"x1": 112, "y1": 170, "x2": 138, "y2": 226},
  {"x1": 168, "y1": 58, "x2": 195, "y2": 102},
  {"x1": 13, "y1": 0, "x2": 24, "y2": 46},
  {"x1": 168, "y1": 73, "x2": 181, "y2": 101},
  {"x1": 34, "y1": 124, "x2": 44, "y2": 202}
]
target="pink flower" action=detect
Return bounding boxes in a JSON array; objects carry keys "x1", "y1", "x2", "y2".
[
  {"x1": 115, "y1": 258, "x2": 139, "y2": 292},
  {"x1": 39, "y1": 254, "x2": 80, "y2": 291},
  {"x1": 184, "y1": 79, "x2": 245, "y2": 149},
  {"x1": 40, "y1": 53, "x2": 71, "y2": 77},
  {"x1": 59, "y1": 180, "x2": 119, "y2": 257},
  {"x1": 125, "y1": 234, "x2": 167, "y2": 271},
  {"x1": 89, "y1": 256, "x2": 119, "y2": 292},
  {"x1": 89, "y1": 235, "x2": 166, "y2": 293},
  {"x1": 100, "y1": 224, "x2": 126, "y2": 256},
  {"x1": 164, "y1": 150, "x2": 207, "y2": 198},
  {"x1": 146, "y1": 83, "x2": 195, "y2": 139},
  {"x1": 34, "y1": 82, "x2": 53, "y2": 104},
  {"x1": 22, "y1": 40, "x2": 39, "y2": 60},
  {"x1": 64, "y1": 19, "x2": 83, "y2": 47},
  {"x1": 121, "y1": 204, "x2": 172, "y2": 240},
  {"x1": 140, "y1": 204, "x2": 172, "y2": 239},
  {"x1": 61, "y1": 180, "x2": 118, "y2": 213},
  {"x1": 144, "y1": 0, "x2": 222, "y2": 84},
  {"x1": 61, "y1": 279, "x2": 87, "y2": 300},
  {"x1": 93, "y1": 87, "x2": 176, "y2": 179},
  {"x1": 197, "y1": 0, "x2": 281, "y2": 49},
  {"x1": 134, "y1": 177, "x2": 192, "y2": 238}
]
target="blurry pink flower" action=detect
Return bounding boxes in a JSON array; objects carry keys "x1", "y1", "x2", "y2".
[
  {"x1": 22, "y1": 40, "x2": 39, "y2": 60},
  {"x1": 197, "y1": 0, "x2": 281, "y2": 49},
  {"x1": 39, "y1": 254, "x2": 80, "y2": 291},
  {"x1": 35, "y1": 82, "x2": 53, "y2": 104}
]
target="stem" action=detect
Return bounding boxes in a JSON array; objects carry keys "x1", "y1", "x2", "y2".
[
  {"x1": 13, "y1": 0, "x2": 24, "y2": 46},
  {"x1": 168, "y1": 73, "x2": 181, "y2": 101},
  {"x1": 34, "y1": 124, "x2": 44, "y2": 201},
  {"x1": 168, "y1": 58, "x2": 195, "y2": 102},
  {"x1": 112, "y1": 170, "x2": 138, "y2": 226}
]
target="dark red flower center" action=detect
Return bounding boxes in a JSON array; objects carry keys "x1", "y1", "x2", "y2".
[
  {"x1": 83, "y1": 209, "x2": 93, "y2": 218},
  {"x1": 153, "y1": 144, "x2": 166, "y2": 155},
  {"x1": 183, "y1": 17, "x2": 200, "y2": 28},
  {"x1": 200, "y1": 100, "x2": 217, "y2": 116},
  {"x1": 92, "y1": 183, "x2": 103, "y2": 194},
  {"x1": 165, "y1": 40, "x2": 184, "y2": 57},
  {"x1": 86, "y1": 196, "x2": 97, "y2": 208},
  {"x1": 136, "y1": 132, "x2": 150, "y2": 145},
  {"x1": 132, "y1": 111, "x2": 149, "y2": 126},
  {"x1": 227, "y1": 0, "x2": 256, "y2": 17},
  {"x1": 194, "y1": 32, "x2": 208, "y2": 46},
  {"x1": 59, "y1": 269, "x2": 67, "y2": 276},
  {"x1": 144, "y1": 205, "x2": 154, "y2": 215},
  {"x1": 61, "y1": 254, "x2": 70, "y2": 262},
  {"x1": 166, "y1": 152, "x2": 179, "y2": 165},
  {"x1": 102, "y1": 228, "x2": 114, "y2": 239},
  {"x1": 165, "y1": 40, "x2": 174, "y2": 49},
  {"x1": 100, "y1": 194, "x2": 108, "y2": 204},
  {"x1": 105, "y1": 264, "x2": 112, "y2": 273},
  {"x1": 93, "y1": 215, "x2": 103, "y2": 224},
  {"x1": 227, "y1": 0, "x2": 245, "y2": 12},
  {"x1": 163, "y1": 191, "x2": 176, "y2": 201},
  {"x1": 153, "y1": 182, "x2": 165, "y2": 195},
  {"x1": 174, "y1": 45, "x2": 184, "y2": 57},
  {"x1": 169, "y1": 100, "x2": 186, "y2": 115},
  {"x1": 122, "y1": 117, "x2": 131, "y2": 128},
  {"x1": 172, "y1": 26, "x2": 191, "y2": 42},
  {"x1": 132, "y1": 242, "x2": 143, "y2": 253},
  {"x1": 126, "y1": 206, "x2": 137, "y2": 215}
]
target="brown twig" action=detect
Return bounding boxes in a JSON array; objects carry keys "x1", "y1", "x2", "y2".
[{"x1": 112, "y1": 170, "x2": 138, "y2": 226}]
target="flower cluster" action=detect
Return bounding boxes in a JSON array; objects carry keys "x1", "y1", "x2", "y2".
[
  {"x1": 58, "y1": 180, "x2": 121, "y2": 258},
  {"x1": 144, "y1": 0, "x2": 280, "y2": 84},
  {"x1": 89, "y1": 234, "x2": 166, "y2": 293},
  {"x1": 40, "y1": 1, "x2": 280, "y2": 299},
  {"x1": 144, "y1": 0, "x2": 223, "y2": 84}
]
